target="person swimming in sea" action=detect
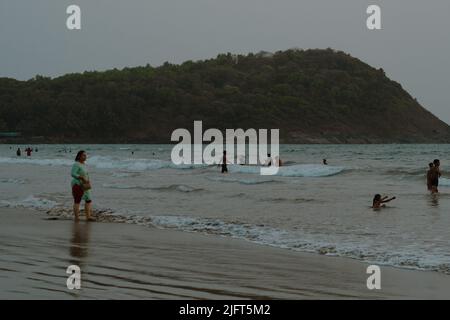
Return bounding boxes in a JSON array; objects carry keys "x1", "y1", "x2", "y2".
[
  {"x1": 323, "y1": 159, "x2": 328, "y2": 165},
  {"x1": 372, "y1": 194, "x2": 396, "y2": 209}
]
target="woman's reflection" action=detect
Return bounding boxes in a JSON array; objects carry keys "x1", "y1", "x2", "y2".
[{"x1": 69, "y1": 221, "x2": 91, "y2": 266}]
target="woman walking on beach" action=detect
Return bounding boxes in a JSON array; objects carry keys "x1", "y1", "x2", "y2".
[{"x1": 71, "y1": 150, "x2": 94, "y2": 221}]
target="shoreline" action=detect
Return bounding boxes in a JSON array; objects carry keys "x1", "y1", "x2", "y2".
[{"x1": 1, "y1": 208, "x2": 450, "y2": 299}]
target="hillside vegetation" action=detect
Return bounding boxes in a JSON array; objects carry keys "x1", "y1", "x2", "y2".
[{"x1": 1, "y1": 48, "x2": 449, "y2": 143}]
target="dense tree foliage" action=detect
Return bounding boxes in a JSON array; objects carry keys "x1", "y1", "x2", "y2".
[{"x1": 1, "y1": 48, "x2": 449, "y2": 143}]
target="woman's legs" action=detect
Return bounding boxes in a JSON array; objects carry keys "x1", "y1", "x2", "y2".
[
  {"x1": 85, "y1": 201, "x2": 93, "y2": 221},
  {"x1": 81, "y1": 190, "x2": 94, "y2": 221},
  {"x1": 72, "y1": 185, "x2": 83, "y2": 221}
]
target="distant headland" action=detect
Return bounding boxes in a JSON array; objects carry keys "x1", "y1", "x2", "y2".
[{"x1": 1, "y1": 48, "x2": 450, "y2": 144}]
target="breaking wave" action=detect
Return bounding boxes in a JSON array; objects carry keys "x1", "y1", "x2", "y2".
[
  {"x1": 227, "y1": 164, "x2": 346, "y2": 177},
  {"x1": 9, "y1": 195, "x2": 446, "y2": 276},
  {"x1": 0, "y1": 195, "x2": 58, "y2": 210},
  {"x1": 45, "y1": 206, "x2": 450, "y2": 275},
  {"x1": 0, "y1": 156, "x2": 206, "y2": 171},
  {"x1": 439, "y1": 178, "x2": 450, "y2": 187},
  {"x1": 0, "y1": 178, "x2": 27, "y2": 184},
  {"x1": 102, "y1": 183, "x2": 203, "y2": 193},
  {"x1": 206, "y1": 176, "x2": 277, "y2": 185}
]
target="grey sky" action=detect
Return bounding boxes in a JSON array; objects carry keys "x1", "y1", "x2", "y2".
[{"x1": 1, "y1": 0, "x2": 449, "y2": 124}]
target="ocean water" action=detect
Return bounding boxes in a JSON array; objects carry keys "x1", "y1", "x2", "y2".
[{"x1": 1, "y1": 144, "x2": 450, "y2": 274}]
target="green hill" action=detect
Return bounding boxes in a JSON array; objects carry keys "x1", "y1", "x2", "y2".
[{"x1": 1, "y1": 48, "x2": 449, "y2": 143}]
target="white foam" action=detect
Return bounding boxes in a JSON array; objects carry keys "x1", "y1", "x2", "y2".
[
  {"x1": 87, "y1": 156, "x2": 208, "y2": 171},
  {"x1": 35, "y1": 204, "x2": 450, "y2": 275},
  {"x1": 112, "y1": 172, "x2": 133, "y2": 178},
  {"x1": 0, "y1": 156, "x2": 342, "y2": 176},
  {"x1": 0, "y1": 178, "x2": 27, "y2": 184},
  {"x1": 228, "y1": 164, "x2": 345, "y2": 177},
  {"x1": 152, "y1": 184, "x2": 203, "y2": 193},
  {"x1": 89, "y1": 156, "x2": 167, "y2": 171},
  {"x1": 0, "y1": 195, "x2": 58, "y2": 210},
  {"x1": 147, "y1": 214, "x2": 450, "y2": 274},
  {"x1": 102, "y1": 183, "x2": 202, "y2": 192},
  {"x1": 102, "y1": 183, "x2": 139, "y2": 190},
  {"x1": 439, "y1": 177, "x2": 450, "y2": 187},
  {"x1": 0, "y1": 157, "x2": 72, "y2": 167},
  {"x1": 175, "y1": 185, "x2": 196, "y2": 192},
  {"x1": 206, "y1": 176, "x2": 276, "y2": 185},
  {"x1": 0, "y1": 156, "x2": 207, "y2": 172}
]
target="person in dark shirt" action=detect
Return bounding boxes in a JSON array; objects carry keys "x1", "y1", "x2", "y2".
[
  {"x1": 219, "y1": 151, "x2": 229, "y2": 173},
  {"x1": 429, "y1": 159, "x2": 441, "y2": 194}
]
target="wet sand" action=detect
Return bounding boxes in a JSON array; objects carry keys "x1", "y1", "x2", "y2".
[{"x1": 1, "y1": 208, "x2": 450, "y2": 299}]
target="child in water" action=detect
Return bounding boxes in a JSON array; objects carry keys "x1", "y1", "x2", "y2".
[
  {"x1": 427, "y1": 162, "x2": 434, "y2": 191},
  {"x1": 372, "y1": 194, "x2": 396, "y2": 209}
]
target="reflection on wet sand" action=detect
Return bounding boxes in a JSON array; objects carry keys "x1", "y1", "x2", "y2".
[
  {"x1": 70, "y1": 222, "x2": 91, "y2": 266},
  {"x1": 428, "y1": 193, "x2": 440, "y2": 208}
]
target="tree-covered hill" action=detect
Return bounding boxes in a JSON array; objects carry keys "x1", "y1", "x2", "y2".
[{"x1": 1, "y1": 48, "x2": 449, "y2": 143}]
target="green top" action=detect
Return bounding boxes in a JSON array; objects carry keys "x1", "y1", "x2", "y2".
[{"x1": 71, "y1": 162, "x2": 89, "y2": 187}]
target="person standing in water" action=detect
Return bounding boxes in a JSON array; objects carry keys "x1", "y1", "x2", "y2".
[
  {"x1": 429, "y1": 159, "x2": 441, "y2": 194},
  {"x1": 219, "y1": 150, "x2": 229, "y2": 173},
  {"x1": 71, "y1": 151, "x2": 94, "y2": 221},
  {"x1": 426, "y1": 162, "x2": 434, "y2": 191},
  {"x1": 16, "y1": 147, "x2": 21, "y2": 157},
  {"x1": 323, "y1": 159, "x2": 328, "y2": 165}
]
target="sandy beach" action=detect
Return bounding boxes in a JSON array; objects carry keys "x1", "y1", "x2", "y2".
[{"x1": 1, "y1": 208, "x2": 450, "y2": 299}]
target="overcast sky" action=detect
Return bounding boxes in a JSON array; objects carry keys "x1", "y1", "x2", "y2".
[{"x1": 1, "y1": 0, "x2": 449, "y2": 124}]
